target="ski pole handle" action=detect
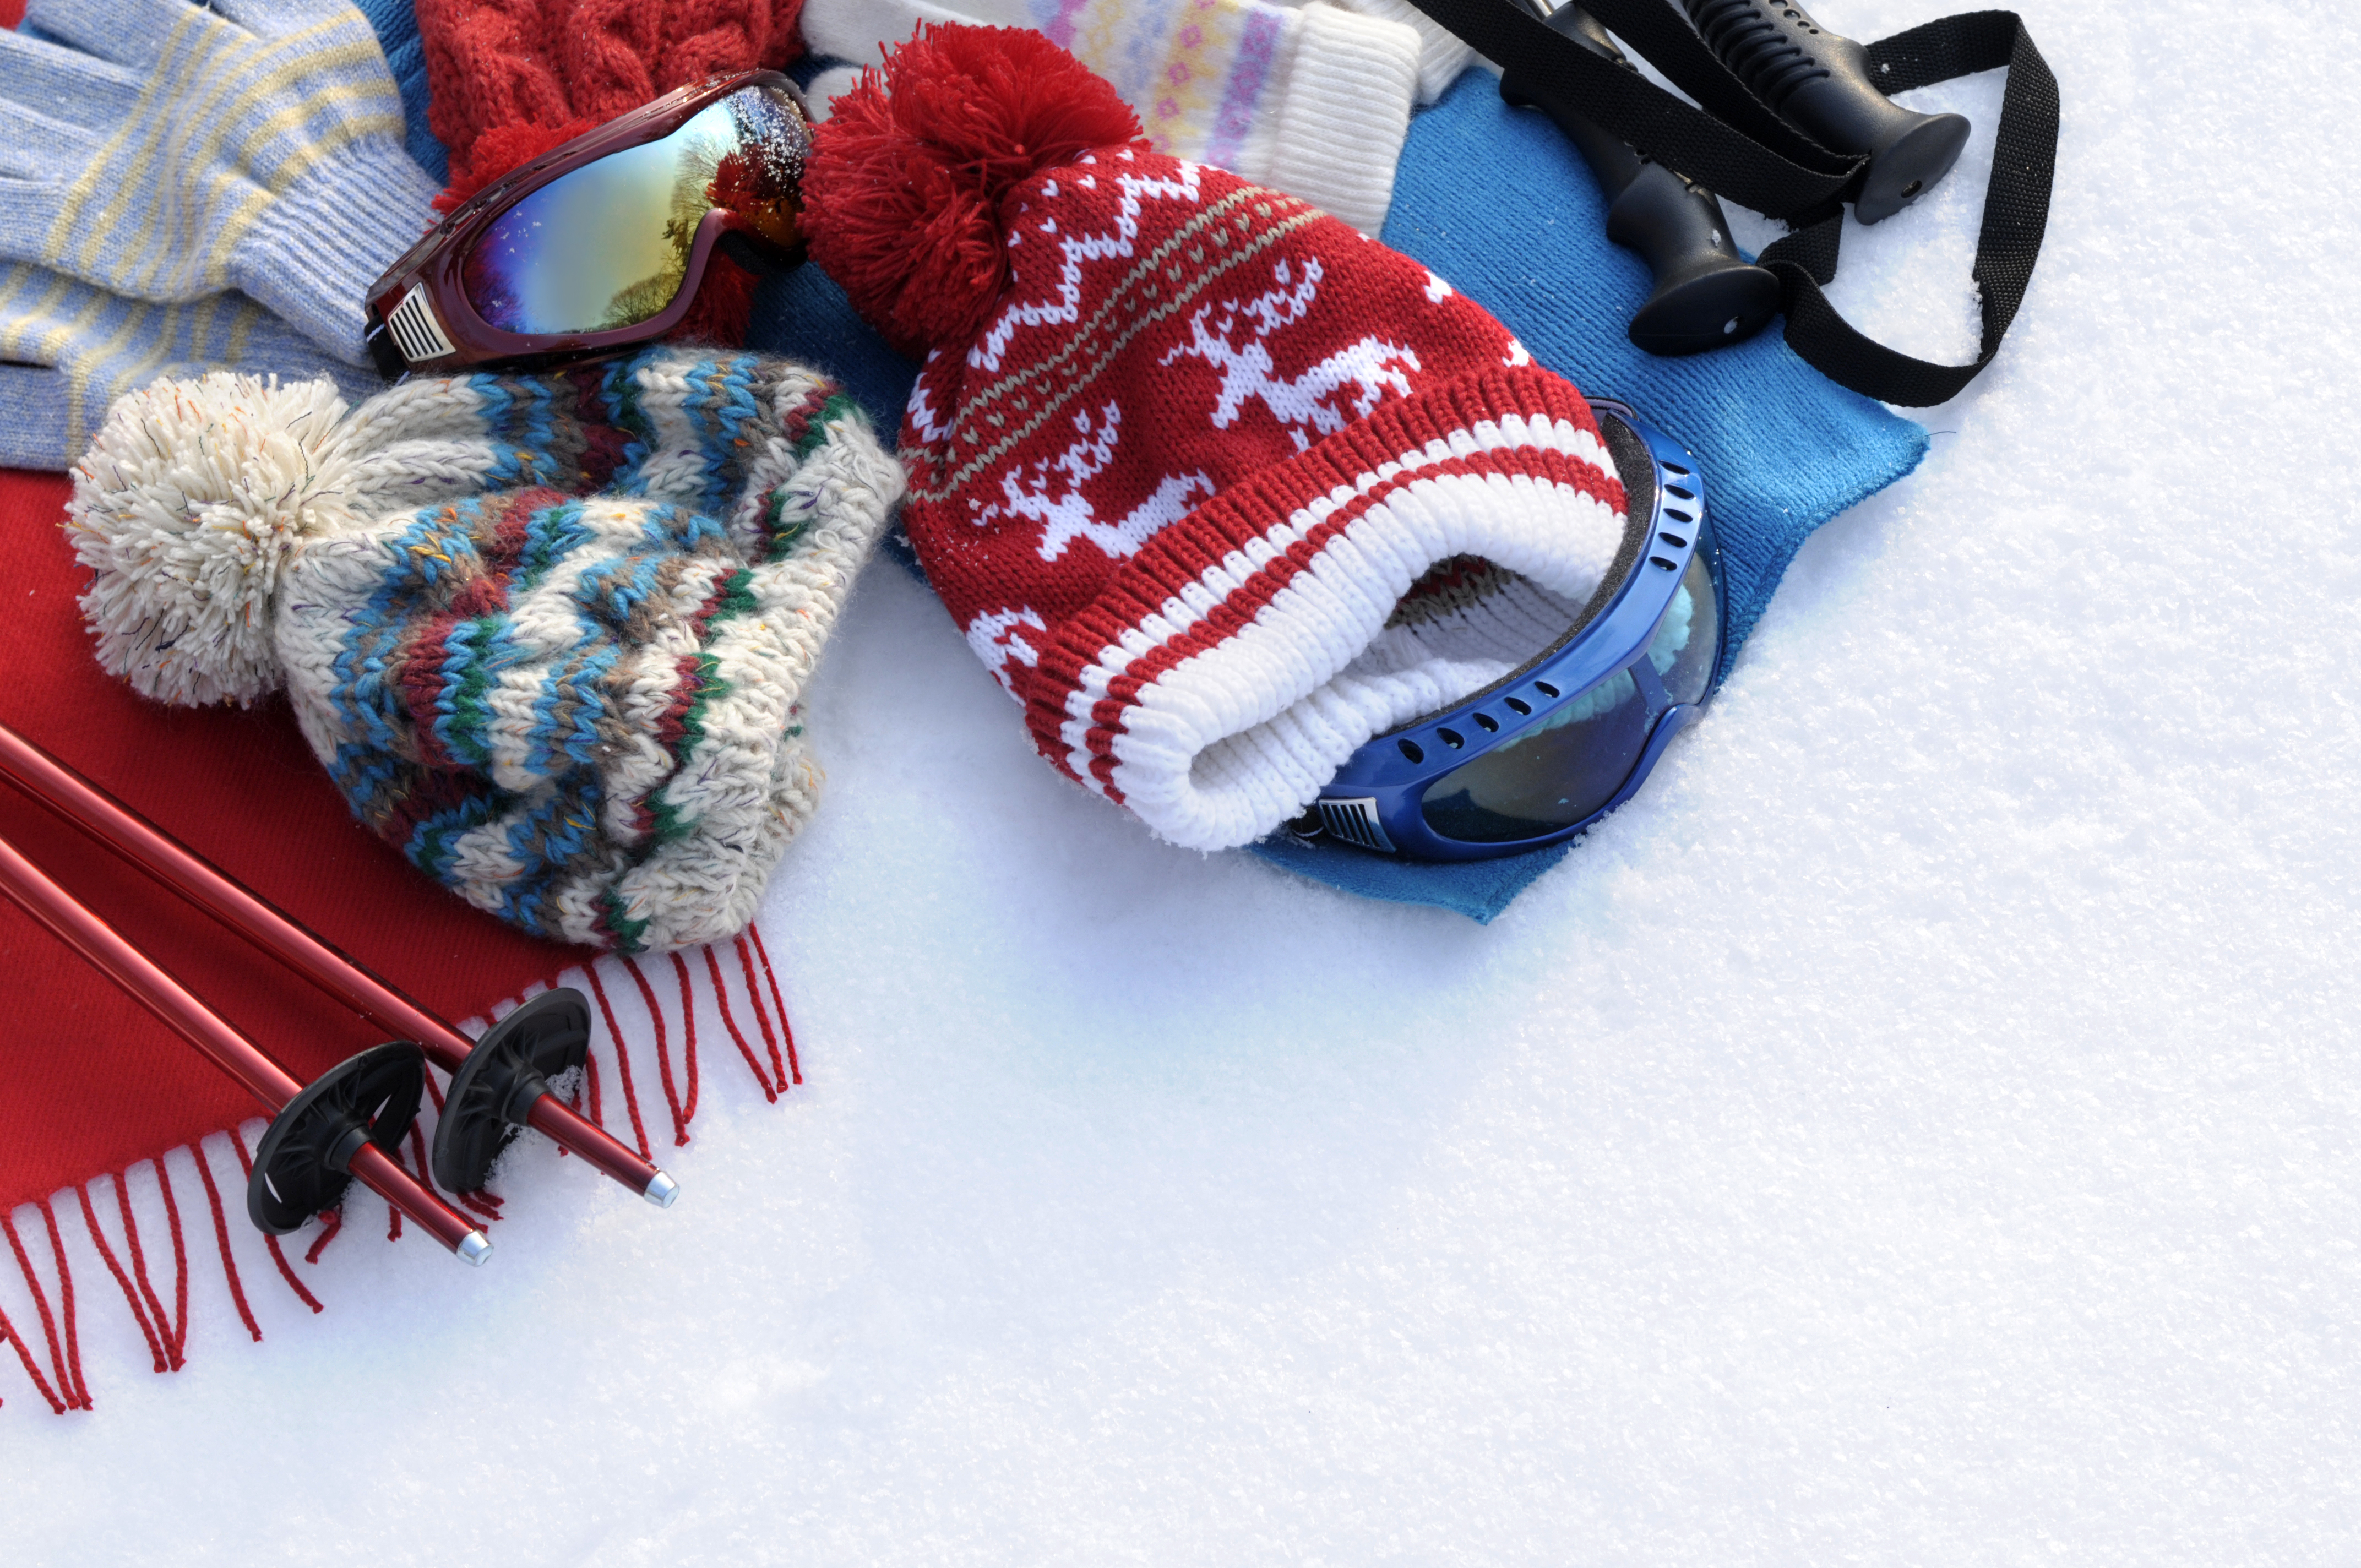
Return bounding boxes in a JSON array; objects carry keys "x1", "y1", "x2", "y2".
[
  {"x1": 1683, "y1": 0, "x2": 1971, "y2": 222},
  {"x1": 1499, "y1": 1, "x2": 1780, "y2": 356}
]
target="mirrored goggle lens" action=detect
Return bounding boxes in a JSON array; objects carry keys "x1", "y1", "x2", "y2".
[
  {"x1": 1417, "y1": 667, "x2": 1653, "y2": 843},
  {"x1": 1644, "y1": 549, "x2": 1720, "y2": 708},
  {"x1": 461, "y1": 83, "x2": 808, "y2": 336}
]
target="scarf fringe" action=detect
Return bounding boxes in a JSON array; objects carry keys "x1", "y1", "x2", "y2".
[{"x1": 1, "y1": 926, "x2": 798, "y2": 1414}]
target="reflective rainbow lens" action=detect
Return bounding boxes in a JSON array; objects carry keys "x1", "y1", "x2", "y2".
[{"x1": 461, "y1": 83, "x2": 808, "y2": 336}]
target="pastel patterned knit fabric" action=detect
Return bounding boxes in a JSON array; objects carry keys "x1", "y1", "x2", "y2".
[
  {"x1": 0, "y1": 0, "x2": 440, "y2": 366},
  {"x1": 798, "y1": 0, "x2": 1423, "y2": 236},
  {"x1": 69, "y1": 348, "x2": 904, "y2": 952}
]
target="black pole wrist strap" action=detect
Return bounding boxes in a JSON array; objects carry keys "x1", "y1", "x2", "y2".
[{"x1": 1394, "y1": 0, "x2": 2058, "y2": 406}]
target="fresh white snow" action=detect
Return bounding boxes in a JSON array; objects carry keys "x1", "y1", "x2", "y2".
[{"x1": 7, "y1": 2, "x2": 2359, "y2": 1561}]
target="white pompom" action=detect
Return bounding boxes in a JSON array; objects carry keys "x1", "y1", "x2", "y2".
[{"x1": 67, "y1": 374, "x2": 360, "y2": 707}]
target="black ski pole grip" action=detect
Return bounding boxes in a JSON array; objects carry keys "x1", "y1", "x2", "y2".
[
  {"x1": 1499, "y1": 2, "x2": 1780, "y2": 356},
  {"x1": 1683, "y1": 0, "x2": 1971, "y2": 222}
]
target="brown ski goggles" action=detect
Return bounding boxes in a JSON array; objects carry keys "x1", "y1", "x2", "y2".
[{"x1": 364, "y1": 71, "x2": 810, "y2": 378}]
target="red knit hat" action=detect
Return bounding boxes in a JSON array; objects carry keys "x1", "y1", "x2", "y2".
[
  {"x1": 414, "y1": 0, "x2": 807, "y2": 342},
  {"x1": 807, "y1": 26, "x2": 1635, "y2": 851}
]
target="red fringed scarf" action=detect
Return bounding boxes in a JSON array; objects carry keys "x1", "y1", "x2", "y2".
[
  {"x1": 0, "y1": 470, "x2": 800, "y2": 1413},
  {"x1": 0, "y1": 0, "x2": 824, "y2": 1413}
]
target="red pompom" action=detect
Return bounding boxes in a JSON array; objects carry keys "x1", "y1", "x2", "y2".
[{"x1": 802, "y1": 24, "x2": 1144, "y2": 358}]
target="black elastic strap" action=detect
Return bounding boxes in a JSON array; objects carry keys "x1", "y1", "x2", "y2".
[
  {"x1": 1395, "y1": 0, "x2": 2058, "y2": 406},
  {"x1": 1758, "y1": 13, "x2": 2056, "y2": 404},
  {"x1": 1400, "y1": 0, "x2": 1865, "y2": 209}
]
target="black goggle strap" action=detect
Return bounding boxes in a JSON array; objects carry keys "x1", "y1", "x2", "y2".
[{"x1": 1394, "y1": 0, "x2": 2058, "y2": 407}]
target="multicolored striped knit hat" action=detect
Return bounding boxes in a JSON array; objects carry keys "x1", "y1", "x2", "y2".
[
  {"x1": 64, "y1": 347, "x2": 903, "y2": 952},
  {"x1": 805, "y1": 26, "x2": 1632, "y2": 852}
]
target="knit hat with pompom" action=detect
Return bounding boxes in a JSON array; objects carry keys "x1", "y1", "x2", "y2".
[
  {"x1": 804, "y1": 25, "x2": 1636, "y2": 852},
  {"x1": 66, "y1": 347, "x2": 902, "y2": 953}
]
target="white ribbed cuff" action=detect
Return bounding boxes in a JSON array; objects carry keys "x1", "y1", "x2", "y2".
[
  {"x1": 1040, "y1": 388, "x2": 1626, "y2": 851},
  {"x1": 1243, "y1": 2, "x2": 1423, "y2": 236},
  {"x1": 1113, "y1": 459, "x2": 1622, "y2": 848},
  {"x1": 797, "y1": 0, "x2": 979, "y2": 70},
  {"x1": 1328, "y1": 0, "x2": 1479, "y2": 102}
]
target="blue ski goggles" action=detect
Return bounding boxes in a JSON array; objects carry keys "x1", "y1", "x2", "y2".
[{"x1": 1309, "y1": 398, "x2": 1725, "y2": 861}]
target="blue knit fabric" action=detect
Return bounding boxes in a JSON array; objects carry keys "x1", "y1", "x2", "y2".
[
  {"x1": 1388, "y1": 73, "x2": 1930, "y2": 658},
  {"x1": 747, "y1": 69, "x2": 1927, "y2": 921},
  {"x1": 1252, "y1": 70, "x2": 1932, "y2": 918},
  {"x1": 352, "y1": 0, "x2": 451, "y2": 184}
]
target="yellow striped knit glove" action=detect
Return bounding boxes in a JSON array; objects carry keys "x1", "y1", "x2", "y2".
[
  {"x1": 0, "y1": 260, "x2": 380, "y2": 470},
  {"x1": 0, "y1": 0, "x2": 440, "y2": 369}
]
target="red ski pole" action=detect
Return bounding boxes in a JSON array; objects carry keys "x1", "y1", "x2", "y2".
[
  {"x1": 0, "y1": 721, "x2": 676, "y2": 1207},
  {"x1": 0, "y1": 829, "x2": 490, "y2": 1264}
]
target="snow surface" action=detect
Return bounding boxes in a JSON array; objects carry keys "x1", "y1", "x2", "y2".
[{"x1": 8, "y1": 2, "x2": 2361, "y2": 1561}]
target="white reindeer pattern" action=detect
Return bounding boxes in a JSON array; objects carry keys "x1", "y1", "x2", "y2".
[
  {"x1": 978, "y1": 401, "x2": 1216, "y2": 563},
  {"x1": 972, "y1": 156, "x2": 1205, "y2": 373},
  {"x1": 965, "y1": 606, "x2": 1049, "y2": 699},
  {"x1": 1160, "y1": 258, "x2": 1422, "y2": 451}
]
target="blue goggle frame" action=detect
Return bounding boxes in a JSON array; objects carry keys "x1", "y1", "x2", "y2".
[{"x1": 1310, "y1": 398, "x2": 1726, "y2": 861}]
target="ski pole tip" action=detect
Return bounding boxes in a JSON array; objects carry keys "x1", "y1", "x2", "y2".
[
  {"x1": 643, "y1": 1170, "x2": 680, "y2": 1209},
  {"x1": 457, "y1": 1229, "x2": 494, "y2": 1266}
]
